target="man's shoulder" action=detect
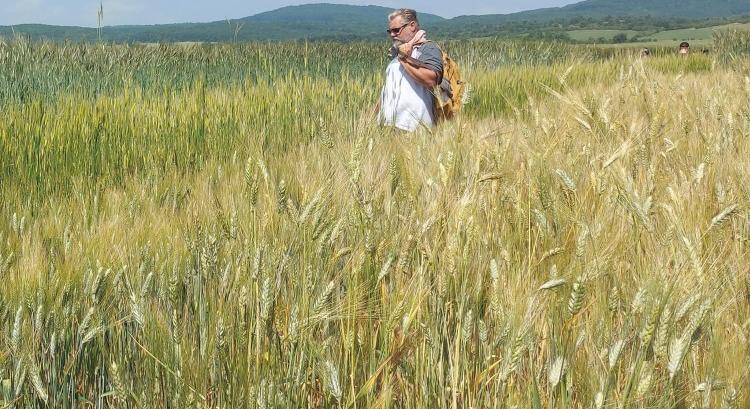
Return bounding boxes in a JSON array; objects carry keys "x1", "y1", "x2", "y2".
[
  {"x1": 418, "y1": 42, "x2": 443, "y2": 56},
  {"x1": 415, "y1": 42, "x2": 443, "y2": 67}
]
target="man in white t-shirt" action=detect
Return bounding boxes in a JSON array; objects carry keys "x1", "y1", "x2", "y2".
[{"x1": 378, "y1": 9, "x2": 443, "y2": 132}]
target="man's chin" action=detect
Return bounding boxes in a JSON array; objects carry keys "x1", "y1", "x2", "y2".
[{"x1": 392, "y1": 40, "x2": 404, "y2": 47}]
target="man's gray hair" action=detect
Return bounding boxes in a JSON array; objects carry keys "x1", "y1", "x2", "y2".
[{"x1": 388, "y1": 8, "x2": 419, "y2": 24}]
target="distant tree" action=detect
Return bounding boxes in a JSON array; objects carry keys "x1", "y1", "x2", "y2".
[{"x1": 612, "y1": 33, "x2": 628, "y2": 43}]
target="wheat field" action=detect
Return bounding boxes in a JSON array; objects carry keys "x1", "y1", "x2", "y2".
[{"x1": 0, "y1": 35, "x2": 749, "y2": 408}]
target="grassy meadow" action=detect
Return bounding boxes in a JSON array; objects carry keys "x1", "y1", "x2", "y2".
[
  {"x1": 1, "y1": 34, "x2": 749, "y2": 408},
  {"x1": 566, "y1": 29, "x2": 639, "y2": 42},
  {"x1": 644, "y1": 23, "x2": 750, "y2": 44},
  {"x1": 569, "y1": 23, "x2": 750, "y2": 49}
]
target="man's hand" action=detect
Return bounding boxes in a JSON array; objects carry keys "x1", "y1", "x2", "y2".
[{"x1": 398, "y1": 43, "x2": 413, "y2": 59}]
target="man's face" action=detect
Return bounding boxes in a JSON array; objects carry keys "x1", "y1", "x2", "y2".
[{"x1": 388, "y1": 16, "x2": 417, "y2": 45}]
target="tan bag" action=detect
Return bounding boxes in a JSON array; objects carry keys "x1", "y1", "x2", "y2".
[{"x1": 433, "y1": 48, "x2": 466, "y2": 122}]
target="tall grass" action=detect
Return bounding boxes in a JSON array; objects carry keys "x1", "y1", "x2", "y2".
[
  {"x1": 1, "y1": 39, "x2": 744, "y2": 408},
  {"x1": 0, "y1": 39, "x2": 713, "y2": 214},
  {"x1": 0, "y1": 38, "x2": 614, "y2": 105},
  {"x1": 714, "y1": 29, "x2": 750, "y2": 75},
  {"x1": 714, "y1": 29, "x2": 750, "y2": 61}
]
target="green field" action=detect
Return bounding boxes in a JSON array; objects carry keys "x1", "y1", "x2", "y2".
[
  {"x1": 577, "y1": 22, "x2": 750, "y2": 47},
  {"x1": 647, "y1": 22, "x2": 750, "y2": 41},
  {"x1": 1, "y1": 34, "x2": 750, "y2": 408},
  {"x1": 567, "y1": 29, "x2": 639, "y2": 42}
]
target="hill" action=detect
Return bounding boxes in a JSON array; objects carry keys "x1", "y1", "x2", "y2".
[
  {"x1": 449, "y1": 0, "x2": 750, "y2": 24},
  {"x1": 544, "y1": 0, "x2": 750, "y2": 19},
  {"x1": 0, "y1": 4, "x2": 445, "y2": 43}
]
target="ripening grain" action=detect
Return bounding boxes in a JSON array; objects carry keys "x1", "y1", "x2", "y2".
[{"x1": 0, "y1": 37, "x2": 748, "y2": 408}]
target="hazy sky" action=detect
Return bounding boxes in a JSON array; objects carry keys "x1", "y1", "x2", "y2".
[{"x1": 1, "y1": 1, "x2": 579, "y2": 27}]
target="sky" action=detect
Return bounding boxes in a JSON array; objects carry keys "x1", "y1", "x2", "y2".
[{"x1": 0, "y1": 0, "x2": 579, "y2": 27}]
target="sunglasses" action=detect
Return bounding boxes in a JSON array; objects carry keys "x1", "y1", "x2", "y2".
[{"x1": 386, "y1": 22, "x2": 410, "y2": 35}]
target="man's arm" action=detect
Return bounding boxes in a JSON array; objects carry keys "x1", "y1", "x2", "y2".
[
  {"x1": 399, "y1": 57, "x2": 439, "y2": 88},
  {"x1": 397, "y1": 42, "x2": 441, "y2": 89}
]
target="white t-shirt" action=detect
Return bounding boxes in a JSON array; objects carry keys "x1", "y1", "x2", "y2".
[{"x1": 378, "y1": 46, "x2": 435, "y2": 132}]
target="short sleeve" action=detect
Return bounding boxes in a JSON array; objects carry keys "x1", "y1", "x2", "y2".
[{"x1": 416, "y1": 43, "x2": 443, "y2": 78}]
